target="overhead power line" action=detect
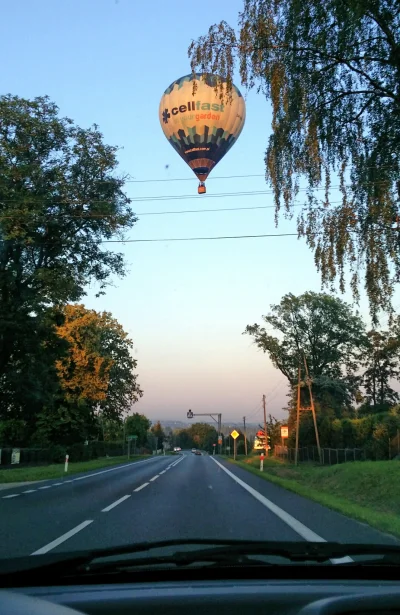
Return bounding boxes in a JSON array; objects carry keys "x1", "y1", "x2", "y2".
[
  {"x1": 0, "y1": 201, "x2": 344, "y2": 221},
  {"x1": 126, "y1": 164, "x2": 397, "y2": 184},
  {"x1": 127, "y1": 174, "x2": 264, "y2": 183}
]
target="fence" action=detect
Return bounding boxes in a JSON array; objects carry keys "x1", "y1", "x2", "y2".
[
  {"x1": 0, "y1": 440, "x2": 150, "y2": 468},
  {"x1": 274, "y1": 445, "x2": 365, "y2": 465}
]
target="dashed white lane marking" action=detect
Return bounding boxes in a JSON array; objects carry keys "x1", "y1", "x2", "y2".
[
  {"x1": 210, "y1": 457, "x2": 352, "y2": 565},
  {"x1": 31, "y1": 520, "x2": 93, "y2": 555},
  {"x1": 39, "y1": 485, "x2": 52, "y2": 489},
  {"x1": 134, "y1": 482, "x2": 149, "y2": 492},
  {"x1": 150, "y1": 475, "x2": 159, "y2": 482},
  {"x1": 22, "y1": 490, "x2": 36, "y2": 494},
  {"x1": 102, "y1": 495, "x2": 131, "y2": 512},
  {"x1": 159, "y1": 470, "x2": 166, "y2": 475},
  {"x1": 2, "y1": 494, "x2": 19, "y2": 499},
  {"x1": 53, "y1": 483, "x2": 62, "y2": 486}
]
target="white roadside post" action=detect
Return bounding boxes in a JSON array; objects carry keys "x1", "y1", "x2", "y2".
[
  {"x1": 64, "y1": 454, "x2": 69, "y2": 473},
  {"x1": 260, "y1": 452, "x2": 264, "y2": 472}
]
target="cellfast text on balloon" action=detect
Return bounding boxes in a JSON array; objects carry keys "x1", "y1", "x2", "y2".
[{"x1": 162, "y1": 101, "x2": 225, "y2": 124}]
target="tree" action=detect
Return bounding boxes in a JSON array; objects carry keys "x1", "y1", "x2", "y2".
[
  {"x1": 150, "y1": 421, "x2": 165, "y2": 449},
  {"x1": 56, "y1": 304, "x2": 142, "y2": 417},
  {"x1": 244, "y1": 292, "x2": 367, "y2": 415},
  {"x1": 188, "y1": 1, "x2": 400, "y2": 322},
  {"x1": 174, "y1": 428, "x2": 195, "y2": 450},
  {"x1": 125, "y1": 413, "x2": 151, "y2": 448},
  {"x1": 188, "y1": 422, "x2": 218, "y2": 452},
  {"x1": 0, "y1": 307, "x2": 68, "y2": 432},
  {"x1": 0, "y1": 94, "x2": 136, "y2": 416},
  {"x1": 360, "y1": 327, "x2": 400, "y2": 412}
]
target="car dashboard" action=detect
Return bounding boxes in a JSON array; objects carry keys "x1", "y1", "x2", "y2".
[{"x1": 3, "y1": 575, "x2": 400, "y2": 615}]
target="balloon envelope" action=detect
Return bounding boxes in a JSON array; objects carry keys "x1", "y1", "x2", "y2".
[{"x1": 159, "y1": 73, "x2": 246, "y2": 182}]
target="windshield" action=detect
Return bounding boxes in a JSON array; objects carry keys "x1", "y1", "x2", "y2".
[{"x1": 0, "y1": 0, "x2": 399, "y2": 567}]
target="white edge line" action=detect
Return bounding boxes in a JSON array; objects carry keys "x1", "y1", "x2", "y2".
[
  {"x1": 134, "y1": 482, "x2": 149, "y2": 492},
  {"x1": 102, "y1": 494, "x2": 131, "y2": 512},
  {"x1": 210, "y1": 457, "x2": 353, "y2": 565},
  {"x1": 31, "y1": 520, "x2": 93, "y2": 555},
  {"x1": 1, "y1": 457, "x2": 164, "y2": 499},
  {"x1": 150, "y1": 475, "x2": 159, "y2": 481}
]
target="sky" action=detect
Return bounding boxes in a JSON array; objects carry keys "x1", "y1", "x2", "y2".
[{"x1": 1, "y1": 0, "x2": 396, "y2": 424}]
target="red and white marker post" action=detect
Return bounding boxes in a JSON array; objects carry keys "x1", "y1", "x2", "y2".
[
  {"x1": 64, "y1": 454, "x2": 69, "y2": 473},
  {"x1": 260, "y1": 452, "x2": 264, "y2": 472}
]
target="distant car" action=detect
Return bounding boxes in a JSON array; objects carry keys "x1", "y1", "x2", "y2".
[
  {"x1": 194, "y1": 450, "x2": 202, "y2": 456},
  {"x1": 173, "y1": 447, "x2": 181, "y2": 453},
  {"x1": 191, "y1": 448, "x2": 197, "y2": 453}
]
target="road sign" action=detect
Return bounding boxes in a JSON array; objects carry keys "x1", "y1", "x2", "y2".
[
  {"x1": 213, "y1": 443, "x2": 216, "y2": 447},
  {"x1": 230, "y1": 429, "x2": 239, "y2": 440},
  {"x1": 281, "y1": 426, "x2": 289, "y2": 438},
  {"x1": 218, "y1": 436, "x2": 222, "y2": 444},
  {"x1": 128, "y1": 435, "x2": 138, "y2": 441}
]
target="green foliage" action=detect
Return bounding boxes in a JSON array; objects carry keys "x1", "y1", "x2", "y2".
[
  {"x1": 290, "y1": 410, "x2": 400, "y2": 460},
  {"x1": 188, "y1": 422, "x2": 218, "y2": 452},
  {"x1": 125, "y1": 413, "x2": 151, "y2": 448},
  {"x1": 361, "y1": 325, "x2": 400, "y2": 409},
  {"x1": 150, "y1": 420, "x2": 165, "y2": 449},
  {"x1": 189, "y1": 1, "x2": 400, "y2": 321},
  {"x1": 0, "y1": 94, "x2": 136, "y2": 422},
  {"x1": 174, "y1": 428, "x2": 195, "y2": 450},
  {"x1": 244, "y1": 292, "x2": 367, "y2": 415},
  {"x1": 0, "y1": 419, "x2": 29, "y2": 447}
]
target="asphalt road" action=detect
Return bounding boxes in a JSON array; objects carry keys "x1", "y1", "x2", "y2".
[{"x1": 0, "y1": 452, "x2": 397, "y2": 559}]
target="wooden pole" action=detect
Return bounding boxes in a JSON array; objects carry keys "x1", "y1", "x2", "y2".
[
  {"x1": 304, "y1": 354, "x2": 322, "y2": 464},
  {"x1": 295, "y1": 365, "x2": 301, "y2": 466}
]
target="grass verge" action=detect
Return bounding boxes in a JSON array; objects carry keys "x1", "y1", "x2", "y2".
[
  {"x1": 0, "y1": 455, "x2": 151, "y2": 483},
  {"x1": 225, "y1": 455, "x2": 400, "y2": 539}
]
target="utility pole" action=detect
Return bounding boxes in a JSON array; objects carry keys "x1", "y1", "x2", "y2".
[
  {"x1": 304, "y1": 354, "x2": 322, "y2": 463},
  {"x1": 262, "y1": 394, "x2": 268, "y2": 457},
  {"x1": 243, "y1": 416, "x2": 248, "y2": 456},
  {"x1": 295, "y1": 365, "x2": 301, "y2": 466},
  {"x1": 218, "y1": 413, "x2": 222, "y2": 454}
]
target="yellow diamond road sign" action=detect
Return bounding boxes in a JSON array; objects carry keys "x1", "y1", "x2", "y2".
[{"x1": 231, "y1": 429, "x2": 239, "y2": 439}]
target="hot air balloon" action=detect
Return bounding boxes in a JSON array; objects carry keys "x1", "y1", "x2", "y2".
[{"x1": 159, "y1": 73, "x2": 246, "y2": 194}]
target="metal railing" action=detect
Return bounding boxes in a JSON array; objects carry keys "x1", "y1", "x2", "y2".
[{"x1": 274, "y1": 445, "x2": 365, "y2": 464}]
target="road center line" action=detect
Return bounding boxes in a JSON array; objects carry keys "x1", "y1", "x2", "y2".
[
  {"x1": 150, "y1": 475, "x2": 159, "y2": 481},
  {"x1": 39, "y1": 485, "x2": 52, "y2": 489},
  {"x1": 159, "y1": 470, "x2": 166, "y2": 474},
  {"x1": 22, "y1": 490, "x2": 36, "y2": 494},
  {"x1": 2, "y1": 494, "x2": 19, "y2": 499},
  {"x1": 134, "y1": 482, "x2": 149, "y2": 492},
  {"x1": 31, "y1": 520, "x2": 93, "y2": 555},
  {"x1": 210, "y1": 457, "x2": 352, "y2": 565},
  {"x1": 102, "y1": 495, "x2": 131, "y2": 512}
]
